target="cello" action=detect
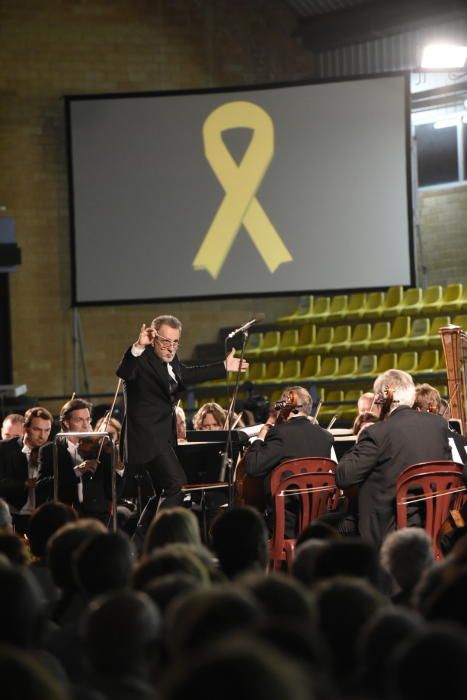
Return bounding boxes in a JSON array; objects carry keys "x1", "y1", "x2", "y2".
[{"x1": 233, "y1": 391, "x2": 300, "y2": 508}]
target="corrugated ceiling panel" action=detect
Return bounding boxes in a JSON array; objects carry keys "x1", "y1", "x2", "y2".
[{"x1": 285, "y1": 0, "x2": 370, "y2": 18}]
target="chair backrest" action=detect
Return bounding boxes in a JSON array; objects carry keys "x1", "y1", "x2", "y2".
[
  {"x1": 269, "y1": 458, "x2": 337, "y2": 562},
  {"x1": 396, "y1": 460, "x2": 466, "y2": 558}
]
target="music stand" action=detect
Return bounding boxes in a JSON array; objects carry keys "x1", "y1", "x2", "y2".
[{"x1": 220, "y1": 330, "x2": 249, "y2": 509}]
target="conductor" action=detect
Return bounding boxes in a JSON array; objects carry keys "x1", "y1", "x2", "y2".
[{"x1": 116, "y1": 315, "x2": 248, "y2": 508}]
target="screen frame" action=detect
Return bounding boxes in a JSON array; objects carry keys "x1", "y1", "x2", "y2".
[{"x1": 65, "y1": 71, "x2": 415, "y2": 308}]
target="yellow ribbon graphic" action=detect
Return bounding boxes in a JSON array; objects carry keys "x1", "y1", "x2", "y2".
[{"x1": 193, "y1": 101, "x2": 293, "y2": 279}]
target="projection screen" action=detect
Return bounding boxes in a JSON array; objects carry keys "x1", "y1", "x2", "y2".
[{"x1": 66, "y1": 73, "x2": 413, "y2": 305}]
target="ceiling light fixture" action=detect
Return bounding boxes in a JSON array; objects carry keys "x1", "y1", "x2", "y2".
[{"x1": 421, "y1": 43, "x2": 467, "y2": 69}]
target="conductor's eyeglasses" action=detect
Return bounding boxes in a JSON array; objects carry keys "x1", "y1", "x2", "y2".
[{"x1": 155, "y1": 333, "x2": 180, "y2": 349}]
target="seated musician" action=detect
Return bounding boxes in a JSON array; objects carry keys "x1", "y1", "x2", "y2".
[
  {"x1": 95, "y1": 415, "x2": 154, "y2": 532},
  {"x1": 37, "y1": 398, "x2": 112, "y2": 524},
  {"x1": 413, "y1": 383, "x2": 467, "y2": 465},
  {"x1": 242, "y1": 385, "x2": 335, "y2": 536},
  {"x1": 192, "y1": 402, "x2": 226, "y2": 431},
  {"x1": 335, "y1": 369, "x2": 458, "y2": 550}
]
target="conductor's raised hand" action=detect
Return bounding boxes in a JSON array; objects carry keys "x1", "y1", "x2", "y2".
[
  {"x1": 225, "y1": 347, "x2": 249, "y2": 373},
  {"x1": 135, "y1": 323, "x2": 156, "y2": 349}
]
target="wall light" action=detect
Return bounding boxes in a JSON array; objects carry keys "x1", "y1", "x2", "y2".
[{"x1": 421, "y1": 43, "x2": 467, "y2": 69}]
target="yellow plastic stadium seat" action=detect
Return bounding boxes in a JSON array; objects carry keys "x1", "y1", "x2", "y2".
[
  {"x1": 413, "y1": 350, "x2": 440, "y2": 375},
  {"x1": 335, "y1": 355, "x2": 359, "y2": 378},
  {"x1": 421, "y1": 286, "x2": 443, "y2": 313},
  {"x1": 315, "y1": 357, "x2": 339, "y2": 380},
  {"x1": 331, "y1": 325, "x2": 352, "y2": 352},
  {"x1": 276, "y1": 295, "x2": 314, "y2": 325},
  {"x1": 319, "y1": 390, "x2": 345, "y2": 421},
  {"x1": 254, "y1": 331, "x2": 281, "y2": 358},
  {"x1": 406, "y1": 318, "x2": 430, "y2": 348},
  {"x1": 273, "y1": 360, "x2": 301, "y2": 384},
  {"x1": 441, "y1": 284, "x2": 464, "y2": 313},
  {"x1": 346, "y1": 292, "x2": 367, "y2": 321},
  {"x1": 436, "y1": 352, "x2": 446, "y2": 371},
  {"x1": 327, "y1": 295, "x2": 348, "y2": 322},
  {"x1": 340, "y1": 389, "x2": 364, "y2": 421},
  {"x1": 356, "y1": 354, "x2": 378, "y2": 376},
  {"x1": 375, "y1": 353, "x2": 398, "y2": 374},
  {"x1": 361, "y1": 291, "x2": 385, "y2": 318},
  {"x1": 368, "y1": 321, "x2": 391, "y2": 348},
  {"x1": 380, "y1": 286, "x2": 404, "y2": 318},
  {"x1": 278, "y1": 329, "x2": 299, "y2": 356},
  {"x1": 400, "y1": 287, "x2": 423, "y2": 317},
  {"x1": 295, "y1": 324, "x2": 317, "y2": 356},
  {"x1": 452, "y1": 314, "x2": 467, "y2": 330},
  {"x1": 269, "y1": 389, "x2": 284, "y2": 405},
  {"x1": 307, "y1": 296, "x2": 330, "y2": 323},
  {"x1": 388, "y1": 316, "x2": 412, "y2": 350},
  {"x1": 313, "y1": 326, "x2": 334, "y2": 353},
  {"x1": 397, "y1": 351, "x2": 418, "y2": 373},
  {"x1": 255, "y1": 360, "x2": 284, "y2": 384},
  {"x1": 247, "y1": 362, "x2": 267, "y2": 383},
  {"x1": 244, "y1": 332, "x2": 264, "y2": 358},
  {"x1": 300, "y1": 355, "x2": 321, "y2": 380},
  {"x1": 427, "y1": 316, "x2": 451, "y2": 347},
  {"x1": 349, "y1": 323, "x2": 372, "y2": 352}
]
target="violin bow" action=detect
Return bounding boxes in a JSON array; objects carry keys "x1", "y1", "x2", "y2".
[{"x1": 96, "y1": 379, "x2": 122, "y2": 463}]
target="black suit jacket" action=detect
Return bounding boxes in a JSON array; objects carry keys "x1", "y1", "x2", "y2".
[
  {"x1": 243, "y1": 416, "x2": 335, "y2": 478},
  {"x1": 335, "y1": 405, "x2": 454, "y2": 549},
  {"x1": 116, "y1": 346, "x2": 225, "y2": 465},
  {"x1": 0, "y1": 437, "x2": 30, "y2": 510},
  {"x1": 37, "y1": 441, "x2": 112, "y2": 515}
]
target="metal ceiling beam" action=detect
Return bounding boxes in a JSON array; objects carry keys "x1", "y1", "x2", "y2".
[{"x1": 298, "y1": 0, "x2": 467, "y2": 51}]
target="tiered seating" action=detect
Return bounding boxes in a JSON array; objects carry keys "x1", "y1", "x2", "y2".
[{"x1": 195, "y1": 283, "x2": 466, "y2": 413}]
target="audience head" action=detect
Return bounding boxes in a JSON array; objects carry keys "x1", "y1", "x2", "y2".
[
  {"x1": 292, "y1": 539, "x2": 327, "y2": 586},
  {"x1": 192, "y1": 402, "x2": 226, "y2": 431},
  {"x1": 388, "y1": 624, "x2": 467, "y2": 700},
  {"x1": 0, "y1": 532, "x2": 30, "y2": 565},
  {"x1": 357, "y1": 606, "x2": 424, "y2": 697},
  {"x1": 0, "y1": 498, "x2": 13, "y2": 531},
  {"x1": 413, "y1": 383, "x2": 442, "y2": 413},
  {"x1": 73, "y1": 530, "x2": 134, "y2": 600},
  {"x1": 133, "y1": 543, "x2": 210, "y2": 590},
  {"x1": 1, "y1": 412, "x2": 24, "y2": 440},
  {"x1": 28, "y1": 501, "x2": 77, "y2": 559},
  {"x1": 311, "y1": 538, "x2": 383, "y2": 589},
  {"x1": 313, "y1": 576, "x2": 386, "y2": 690},
  {"x1": 0, "y1": 646, "x2": 69, "y2": 700},
  {"x1": 161, "y1": 636, "x2": 312, "y2": 700},
  {"x1": 165, "y1": 586, "x2": 261, "y2": 659},
  {"x1": 143, "y1": 506, "x2": 201, "y2": 556},
  {"x1": 380, "y1": 527, "x2": 434, "y2": 595},
  {"x1": 238, "y1": 571, "x2": 313, "y2": 623},
  {"x1": 295, "y1": 519, "x2": 339, "y2": 547},
  {"x1": 0, "y1": 566, "x2": 46, "y2": 648},
  {"x1": 373, "y1": 369, "x2": 415, "y2": 409},
  {"x1": 210, "y1": 506, "x2": 269, "y2": 579},
  {"x1": 84, "y1": 589, "x2": 161, "y2": 677},
  {"x1": 47, "y1": 519, "x2": 107, "y2": 594},
  {"x1": 422, "y1": 564, "x2": 467, "y2": 628},
  {"x1": 144, "y1": 573, "x2": 203, "y2": 615}
]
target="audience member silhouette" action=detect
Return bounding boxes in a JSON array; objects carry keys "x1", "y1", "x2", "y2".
[
  {"x1": 143, "y1": 506, "x2": 201, "y2": 555},
  {"x1": 380, "y1": 527, "x2": 434, "y2": 604},
  {"x1": 210, "y1": 506, "x2": 269, "y2": 579},
  {"x1": 133, "y1": 543, "x2": 211, "y2": 590}
]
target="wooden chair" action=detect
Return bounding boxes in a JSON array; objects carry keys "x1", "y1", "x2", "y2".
[
  {"x1": 396, "y1": 460, "x2": 466, "y2": 559},
  {"x1": 268, "y1": 457, "x2": 337, "y2": 570}
]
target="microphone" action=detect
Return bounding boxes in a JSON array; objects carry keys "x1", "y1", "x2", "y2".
[{"x1": 227, "y1": 313, "x2": 265, "y2": 339}]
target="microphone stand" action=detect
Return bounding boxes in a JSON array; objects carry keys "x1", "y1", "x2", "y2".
[{"x1": 220, "y1": 329, "x2": 248, "y2": 510}]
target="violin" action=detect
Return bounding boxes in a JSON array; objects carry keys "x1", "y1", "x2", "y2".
[{"x1": 374, "y1": 385, "x2": 399, "y2": 421}]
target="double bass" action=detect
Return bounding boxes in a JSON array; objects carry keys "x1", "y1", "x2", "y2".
[{"x1": 233, "y1": 391, "x2": 300, "y2": 508}]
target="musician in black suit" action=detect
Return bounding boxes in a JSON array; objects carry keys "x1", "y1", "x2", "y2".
[
  {"x1": 0, "y1": 406, "x2": 53, "y2": 534},
  {"x1": 243, "y1": 386, "x2": 335, "y2": 535},
  {"x1": 336, "y1": 369, "x2": 454, "y2": 549},
  {"x1": 116, "y1": 315, "x2": 247, "y2": 508},
  {"x1": 37, "y1": 398, "x2": 112, "y2": 523}
]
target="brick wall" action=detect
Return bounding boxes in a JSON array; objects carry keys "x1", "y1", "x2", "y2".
[
  {"x1": 0, "y1": 0, "x2": 311, "y2": 409},
  {"x1": 417, "y1": 185, "x2": 467, "y2": 287}
]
